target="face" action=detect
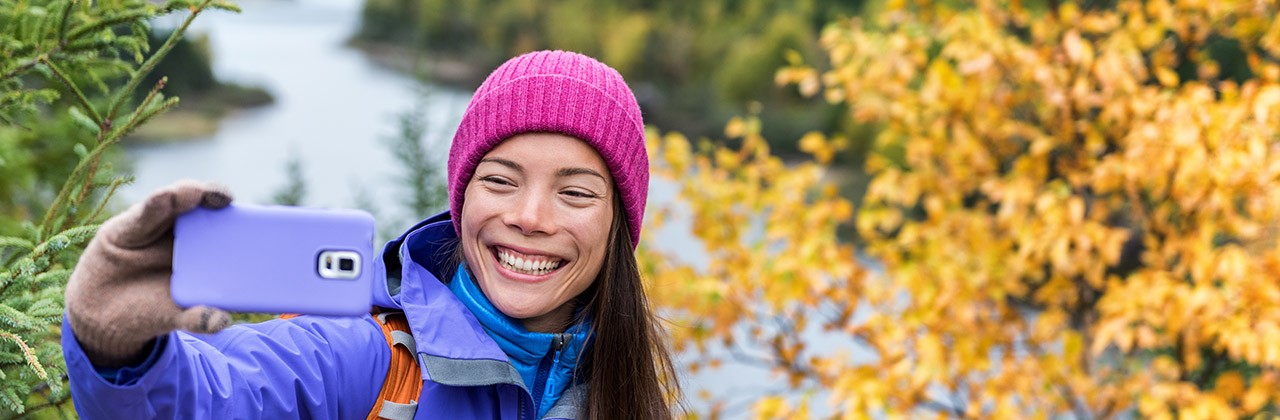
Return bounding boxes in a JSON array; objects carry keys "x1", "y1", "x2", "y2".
[{"x1": 460, "y1": 132, "x2": 614, "y2": 332}]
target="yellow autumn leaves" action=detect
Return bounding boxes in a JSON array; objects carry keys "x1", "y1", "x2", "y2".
[{"x1": 643, "y1": 0, "x2": 1280, "y2": 418}]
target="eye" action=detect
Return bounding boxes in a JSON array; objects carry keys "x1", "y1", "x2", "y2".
[
  {"x1": 561, "y1": 189, "x2": 602, "y2": 199},
  {"x1": 479, "y1": 176, "x2": 516, "y2": 188}
]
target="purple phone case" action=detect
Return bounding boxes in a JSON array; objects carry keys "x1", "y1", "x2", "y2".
[{"x1": 172, "y1": 204, "x2": 375, "y2": 316}]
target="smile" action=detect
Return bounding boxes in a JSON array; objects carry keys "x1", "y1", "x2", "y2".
[{"x1": 494, "y1": 246, "x2": 565, "y2": 276}]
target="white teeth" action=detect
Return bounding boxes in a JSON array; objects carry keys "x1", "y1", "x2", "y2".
[{"x1": 497, "y1": 249, "x2": 562, "y2": 275}]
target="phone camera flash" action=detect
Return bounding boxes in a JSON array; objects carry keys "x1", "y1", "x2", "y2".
[{"x1": 317, "y1": 250, "x2": 361, "y2": 280}]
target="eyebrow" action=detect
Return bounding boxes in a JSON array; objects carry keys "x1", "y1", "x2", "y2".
[
  {"x1": 557, "y1": 167, "x2": 608, "y2": 182},
  {"x1": 479, "y1": 157, "x2": 522, "y2": 172},
  {"x1": 478, "y1": 157, "x2": 608, "y2": 182}
]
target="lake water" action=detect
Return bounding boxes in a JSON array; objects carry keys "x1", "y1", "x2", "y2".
[
  {"x1": 121, "y1": 0, "x2": 466, "y2": 216},
  {"x1": 121, "y1": 0, "x2": 849, "y2": 416}
]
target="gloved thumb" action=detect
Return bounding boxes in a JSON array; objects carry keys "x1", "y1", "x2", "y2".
[
  {"x1": 112, "y1": 180, "x2": 233, "y2": 249},
  {"x1": 173, "y1": 305, "x2": 232, "y2": 334}
]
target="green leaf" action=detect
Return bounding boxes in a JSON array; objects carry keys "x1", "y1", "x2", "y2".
[
  {"x1": 65, "y1": 10, "x2": 154, "y2": 43},
  {"x1": 61, "y1": 37, "x2": 115, "y2": 54},
  {"x1": 27, "y1": 6, "x2": 49, "y2": 18},
  {"x1": 0, "y1": 386, "x2": 22, "y2": 414},
  {"x1": 67, "y1": 106, "x2": 100, "y2": 134},
  {"x1": 53, "y1": 224, "x2": 100, "y2": 245},
  {"x1": 31, "y1": 270, "x2": 70, "y2": 290},
  {"x1": 0, "y1": 304, "x2": 38, "y2": 331},
  {"x1": 31, "y1": 88, "x2": 58, "y2": 103},
  {"x1": 72, "y1": 142, "x2": 87, "y2": 158},
  {"x1": 23, "y1": 297, "x2": 63, "y2": 322},
  {"x1": 211, "y1": 1, "x2": 242, "y2": 13},
  {"x1": 0, "y1": 237, "x2": 34, "y2": 252},
  {"x1": 0, "y1": 352, "x2": 21, "y2": 365},
  {"x1": 31, "y1": 62, "x2": 53, "y2": 80}
]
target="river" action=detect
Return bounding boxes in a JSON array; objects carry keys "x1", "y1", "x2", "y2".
[{"x1": 121, "y1": 0, "x2": 840, "y2": 416}]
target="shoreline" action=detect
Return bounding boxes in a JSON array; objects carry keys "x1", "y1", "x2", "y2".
[
  {"x1": 344, "y1": 39, "x2": 489, "y2": 88},
  {"x1": 125, "y1": 82, "x2": 274, "y2": 144}
]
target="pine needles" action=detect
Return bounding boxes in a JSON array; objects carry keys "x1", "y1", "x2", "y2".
[{"x1": 0, "y1": 0, "x2": 236, "y2": 416}]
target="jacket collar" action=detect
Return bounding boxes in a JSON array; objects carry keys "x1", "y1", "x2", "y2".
[
  {"x1": 374, "y1": 211, "x2": 509, "y2": 362},
  {"x1": 448, "y1": 263, "x2": 590, "y2": 417}
]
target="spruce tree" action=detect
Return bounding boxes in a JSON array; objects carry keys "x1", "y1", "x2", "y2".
[{"x1": 0, "y1": 0, "x2": 236, "y2": 416}]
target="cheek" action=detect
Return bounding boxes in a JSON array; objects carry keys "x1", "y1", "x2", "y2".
[
  {"x1": 569, "y1": 204, "x2": 612, "y2": 241},
  {"x1": 458, "y1": 189, "x2": 489, "y2": 269},
  {"x1": 460, "y1": 184, "x2": 499, "y2": 233},
  {"x1": 572, "y1": 210, "x2": 613, "y2": 267}
]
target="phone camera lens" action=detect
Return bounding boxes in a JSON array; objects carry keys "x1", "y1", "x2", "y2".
[{"x1": 318, "y1": 250, "x2": 360, "y2": 279}]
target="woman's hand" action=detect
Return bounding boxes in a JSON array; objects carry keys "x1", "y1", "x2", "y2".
[{"x1": 65, "y1": 180, "x2": 236, "y2": 367}]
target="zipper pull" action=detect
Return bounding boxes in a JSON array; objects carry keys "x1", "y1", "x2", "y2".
[{"x1": 553, "y1": 333, "x2": 570, "y2": 351}]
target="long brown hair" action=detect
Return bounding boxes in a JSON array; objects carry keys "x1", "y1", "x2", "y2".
[{"x1": 575, "y1": 195, "x2": 683, "y2": 419}]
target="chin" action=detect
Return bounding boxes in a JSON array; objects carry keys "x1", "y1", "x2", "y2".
[{"x1": 490, "y1": 297, "x2": 549, "y2": 320}]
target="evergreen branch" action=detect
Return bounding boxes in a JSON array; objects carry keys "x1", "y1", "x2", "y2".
[
  {"x1": 135, "y1": 77, "x2": 167, "y2": 114},
  {"x1": 0, "y1": 238, "x2": 34, "y2": 253},
  {"x1": 210, "y1": 1, "x2": 242, "y2": 12},
  {"x1": 38, "y1": 110, "x2": 133, "y2": 240},
  {"x1": 157, "y1": 0, "x2": 193, "y2": 15},
  {"x1": 112, "y1": 96, "x2": 179, "y2": 139},
  {"x1": 56, "y1": 0, "x2": 79, "y2": 44},
  {"x1": 0, "y1": 113, "x2": 29, "y2": 132},
  {"x1": 64, "y1": 9, "x2": 154, "y2": 43},
  {"x1": 0, "y1": 58, "x2": 42, "y2": 86},
  {"x1": 30, "y1": 225, "x2": 99, "y2": 258},
  {"x1": 84, "y1": 177, "x2": 130, "y2": 224},
  {"x1": 39, "y1": 58, "x2": 102, "y2": 127},
  {"x1": 31, "y1": 270, "x2": 71, "y2": 291},
  {"x1": 0, "y1": 331, "x2": 50, "y2": 390},
  {"x1": 69, "y1": 156, "x2": 107, "y2": 226},
  {"x1": 54, "y1": 84, "x2": 155, "y2": 230},
  {"x1": 110, "y1": 76, "x2": 168, "y2": 140},
  {"x1": 1, "y1": 4, "x2": 151, "y2": 85},
  {"x1": 0, "y1": 305, "x2": 37, "y2": 332},
  {"x1": 1, "y1": 387, "x2": 21, "y2": 417},
  {"x1": 105, "y1": 0, "x2": 212, "y2": 123},
  {"x1": 0, "y1": 352, "x2": 22, "y2": 365},
  {"x1": 59, "y1": 38, "x2": 115, "y2": 54}
]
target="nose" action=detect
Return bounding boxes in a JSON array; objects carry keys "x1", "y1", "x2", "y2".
[{"x1": 505, "y1": 190, "x2": 556, "y2": 236}]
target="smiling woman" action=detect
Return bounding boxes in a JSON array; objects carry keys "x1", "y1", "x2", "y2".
[
  {"x1": 62, "y1": 50, "x2": 682, "y2": 420},
  {"x1": 461, "y1": 133, "x2": 614, "y2": 330}
]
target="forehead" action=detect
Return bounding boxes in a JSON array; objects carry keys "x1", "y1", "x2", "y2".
[{"x1": 483, "y1": 133, "x2": 611, "y2": 177}]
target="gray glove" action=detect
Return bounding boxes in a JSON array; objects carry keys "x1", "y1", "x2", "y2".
[{"x1": 66, "y1": 180, "x2": 235, "y2": 367}]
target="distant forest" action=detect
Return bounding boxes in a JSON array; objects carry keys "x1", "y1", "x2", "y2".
[{"x1": 356, "y1": 0, "x2": 866, "y2": 157}]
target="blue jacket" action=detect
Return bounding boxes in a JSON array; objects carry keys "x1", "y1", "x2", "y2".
[{"x1": 62, "y1": 212, "x2": 587, "y2": 419}]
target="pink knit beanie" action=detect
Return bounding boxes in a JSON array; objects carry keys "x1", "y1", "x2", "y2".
[{"x1": 448, "y1": 50, "x2": 649, "y2": 248}]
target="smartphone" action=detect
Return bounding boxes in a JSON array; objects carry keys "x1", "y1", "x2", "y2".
[{"x1": 171, "y1": 203, "x2": 376, "y2": 316}]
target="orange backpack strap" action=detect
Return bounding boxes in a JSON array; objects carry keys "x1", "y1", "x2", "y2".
[
  {"x1": 276, "y1": 310, "x2": 422, "y2": 419},
  {"x1": 367, "y1": 308, "x2": 423, "y2": 420}
]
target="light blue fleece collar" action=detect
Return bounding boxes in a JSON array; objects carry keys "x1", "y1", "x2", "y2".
[{"x1": 447, "y1": 264, "x2": 591, "y2": 418}]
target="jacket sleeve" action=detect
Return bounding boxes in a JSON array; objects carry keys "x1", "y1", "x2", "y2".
[{"x1": 61, "y1": 314, "x2": 390, "y2": 419}]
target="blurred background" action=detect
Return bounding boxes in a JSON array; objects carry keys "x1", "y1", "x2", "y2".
[
  {"x1": 3, "y1": 0, "x2": 1279, "y2": 418},
  {"x1": 120, "y1": 1, "x2": 847, "y2": 415}
]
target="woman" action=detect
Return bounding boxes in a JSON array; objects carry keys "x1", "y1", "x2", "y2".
[{"x1": 62, "y1": 50, "x2": 682, "y2": 419}]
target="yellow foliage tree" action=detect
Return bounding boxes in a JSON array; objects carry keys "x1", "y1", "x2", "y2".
[{"x1": 642, "y1": 0, "x2": 1280, "y2": 418}]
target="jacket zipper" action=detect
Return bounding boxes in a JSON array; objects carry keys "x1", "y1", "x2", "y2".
[{"x1": 529, "y1": 333, "x2": 571, "y2": 419}]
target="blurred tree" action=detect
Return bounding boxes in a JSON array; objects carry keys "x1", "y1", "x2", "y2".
[
  {"x1": 645, "y1": 0, "x2": 1280, "y2": 418},
  {"x1": 270, "y1": 150, "x2": 307, "y2": 207},
  {"x1": 0, "y1": 0, "x2": 235, "y2": 416}
]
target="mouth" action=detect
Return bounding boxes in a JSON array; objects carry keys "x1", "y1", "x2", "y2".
[{"x1": 492, "y1": 246, "x2": 566, "y2": 276}]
